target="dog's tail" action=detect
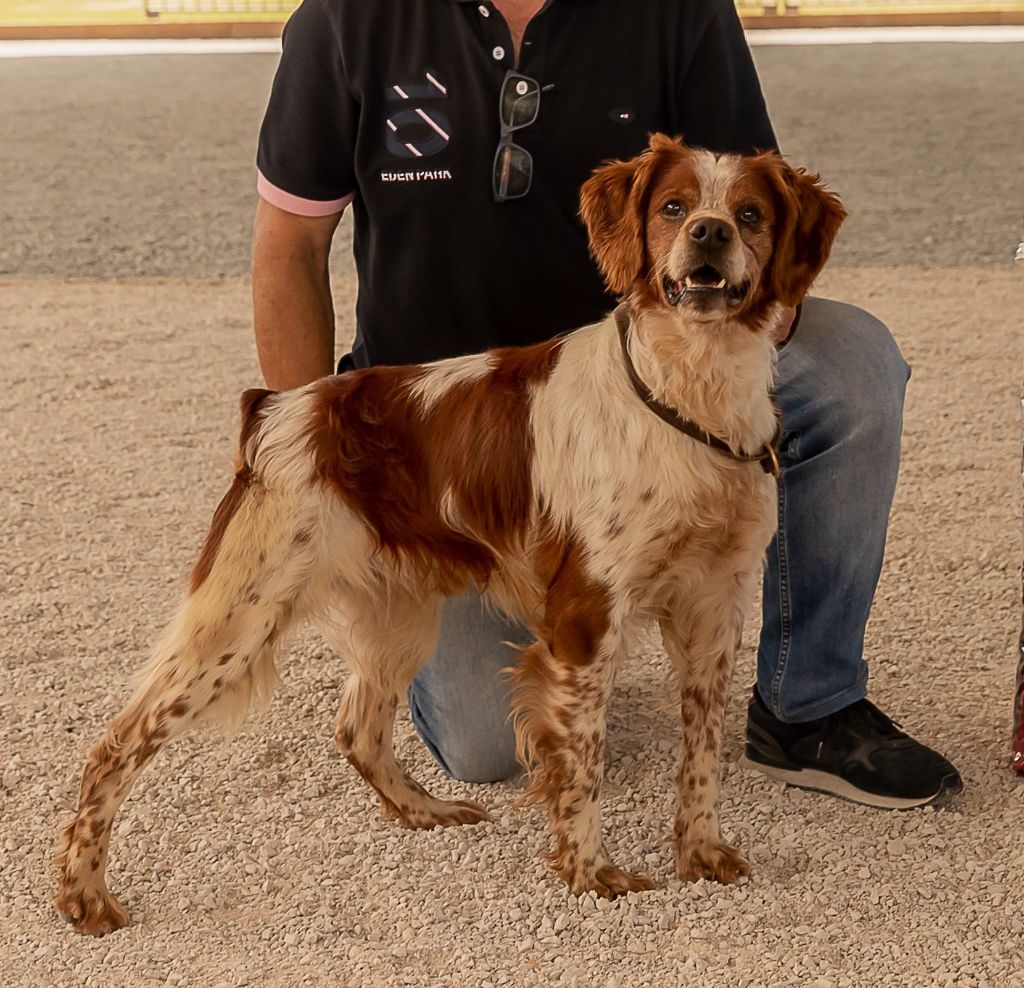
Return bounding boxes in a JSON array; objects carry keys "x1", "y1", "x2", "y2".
[
  {"x1": 188, "y1": 387, "x2": 276, "y2": 595},
  {"x1": 129, "y1": 386, "x2": 326, "y2": 733}
]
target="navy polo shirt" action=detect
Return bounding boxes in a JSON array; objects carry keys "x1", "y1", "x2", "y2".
[{"x1": 257, "y1": 0, "x2": 777, "y2": 368}]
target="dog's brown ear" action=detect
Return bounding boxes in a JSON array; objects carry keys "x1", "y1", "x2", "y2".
[
  {"x1": 579, "y1": 158, "x2": 648, "y2": 297},
  {"x1": 764, "y1": 156, "x2": 847, "y2": 307},
  {"x1": 580, "y1": 136, "x2": 679, "y2": 297}
]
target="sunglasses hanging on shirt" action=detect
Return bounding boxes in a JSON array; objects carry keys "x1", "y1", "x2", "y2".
[{"x1": 492, "y1": 71, "x2": 550, "y2": 203}]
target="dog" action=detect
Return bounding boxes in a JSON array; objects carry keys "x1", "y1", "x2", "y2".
[{"x1": 55, "y1": 134, "x2": 845, "y2": 935}]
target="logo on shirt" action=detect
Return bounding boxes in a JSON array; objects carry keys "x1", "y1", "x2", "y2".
[
  {"x1": 381, "y1": 169, "x2": 453, "y2": 182},
  {"x1": 384, "y1": 73, "x2": 451, "y2": 160}
]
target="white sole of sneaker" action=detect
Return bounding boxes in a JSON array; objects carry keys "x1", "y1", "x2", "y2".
[{"x1": 738, "y1": 756, "x2": 953, "y2": 810}]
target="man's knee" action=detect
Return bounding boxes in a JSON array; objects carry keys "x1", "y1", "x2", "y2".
[
  {"x1": 407, "y1": 677, "x2": 520, "y2": 784},
  {"x1": 441, "y1": 738, "x2": 521, "y2": 784},
  {"x1": 408, "y1": 591, "x2": 528, "y2": 784},
  {"x1": 419, "y1": 697, "x2": 520, "y2": 782},
  {"x1": 786, "y1": 299, "x2": 909, "y2": 458}
]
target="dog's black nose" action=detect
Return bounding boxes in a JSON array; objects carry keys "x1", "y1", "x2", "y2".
[{"x1": 688, "y1": 218, "x2": 732, "y2": 247}]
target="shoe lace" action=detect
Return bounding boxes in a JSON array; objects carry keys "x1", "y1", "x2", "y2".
[{"x1": 829, "y1": 698, "x2": 909, "y2": 746}]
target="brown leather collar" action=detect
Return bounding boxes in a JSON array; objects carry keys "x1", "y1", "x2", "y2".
[{"x1": 614, "y1": 305, "x2": 782, "y2": 477}]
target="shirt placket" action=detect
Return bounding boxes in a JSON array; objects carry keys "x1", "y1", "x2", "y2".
[
  {"x1": 516, "y1": 1, "x2": 551, "y2": 78},
  {"x1": 470, "y1": 2, "x2": 515, "y2": 72}
]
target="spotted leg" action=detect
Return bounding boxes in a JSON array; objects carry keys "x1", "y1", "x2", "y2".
[
  {"x1": 330, "y1": 584, "x2": 488, "y2": 829},
  {"x1": 660, "y1": 588, "x2": 752, "y2": 885},
  {"x1": 510, "y1": 601, "x2": 653, "y2": 898},
  {"x1": 55, "y1": 481, "x2": 323, "y2": 935},
  {"x1": 54, "y1": 592, "x2": 303, "y2": 934}
]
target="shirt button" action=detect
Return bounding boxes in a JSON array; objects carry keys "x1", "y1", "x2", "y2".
[
  {"x1": 492, "y1": 45, "x2": 505, "y2": 60},
  {"x1": 478, "y1": 3, "x2": 489, "y2": 14}
]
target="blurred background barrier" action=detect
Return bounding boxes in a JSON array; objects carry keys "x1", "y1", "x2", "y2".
[
  {"x1": 0, "y1": 0, "x2": 292, "y2": 28},
  {"x1": 143, "y1": 0, "x2": 295, "y2": 14},
  {"x1": 740, "y1": 0, "x2": 1024, "y2": 13},
  {"x1": 740, "y1": 0, "x2": 1024, "y2": 25}
]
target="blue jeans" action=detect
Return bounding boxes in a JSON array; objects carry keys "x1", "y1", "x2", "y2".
[{"x1": 408, "y1": 297, "x2": 910, "y2": 781}]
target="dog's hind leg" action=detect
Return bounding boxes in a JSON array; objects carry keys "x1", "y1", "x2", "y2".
[
  {"x1": 55, "y1": 481, "x2": 328, "y2": 936},
  {"x1": 330, "y1": 585, "x2": 488, "y2": 829}
]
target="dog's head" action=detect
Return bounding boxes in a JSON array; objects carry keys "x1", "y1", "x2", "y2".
[{"x1": 580, "y1": 134, "x2": 846, "y2": 324}]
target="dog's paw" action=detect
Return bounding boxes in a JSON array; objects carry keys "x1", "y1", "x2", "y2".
[
  {"x1": 566, "y1": 863, "x2": 655, "y2": 898},
  {"x1": 398, "y1": 797, "x2": 489, "y2": 830},
  {"x1": 594, "y1": 864, "x2": 656, "y2": 897},
  {"x1": 55, "y1": 884, "x2": 130, "y2": 937},
  {"x1": 676, "y1": 841, "x2": 749, "y2": 885}
]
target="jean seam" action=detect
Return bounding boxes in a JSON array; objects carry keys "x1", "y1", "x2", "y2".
[
  {"x1": 407, "y1": 685, "x2": 455, "y2": 778},
  {"x1": 769, "y1": 462, "x2": 792, "y2": 713},
  {"x1": 780, "y1": 682, "x2": 868, "y2": 723}
]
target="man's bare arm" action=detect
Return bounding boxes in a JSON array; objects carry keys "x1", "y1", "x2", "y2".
[{"x1": 252, "y1": 198, "x2": 344, "y2": 391}]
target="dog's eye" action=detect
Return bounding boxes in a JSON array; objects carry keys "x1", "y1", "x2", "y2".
[
  {"x1": 738, "y1": 205, "x2": 762, "y2": 225},
  {"x1": 659, "y1": 201, "x2": 685, "y2": 219}
]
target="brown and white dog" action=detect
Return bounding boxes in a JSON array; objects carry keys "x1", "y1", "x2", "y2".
[{"x1": 55, "y1": 135, "x2": 845, "y2": 935}]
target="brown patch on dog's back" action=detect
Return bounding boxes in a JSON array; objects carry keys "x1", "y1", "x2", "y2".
[{"x1": 306, "y1": 341, "x2": 562, "y2": 591}]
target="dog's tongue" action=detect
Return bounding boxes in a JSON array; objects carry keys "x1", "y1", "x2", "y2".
[{"x1": 664, "y1": 278, "x2": 685, "y2": 304}]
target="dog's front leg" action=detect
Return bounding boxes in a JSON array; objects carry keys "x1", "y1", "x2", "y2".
[
  {"x1": 660, "y1": 600, "x2": 750, "y2": 885},
  {"x1": 510, "y1": 632, "x2": 653, "y2": 899}
]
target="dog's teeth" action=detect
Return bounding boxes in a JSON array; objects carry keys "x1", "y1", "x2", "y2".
[{"x1": 683, "y1": 276, "x2": 727, "y2": 290}]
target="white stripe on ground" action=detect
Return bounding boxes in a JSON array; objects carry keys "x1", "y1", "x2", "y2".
[
  {"x1": 0, "y1": 26, "x2": 1023, "y2": 58},
  {"x1": 0, "y1": 38, "x2": 282, "y2": 58},
  {"x1": 747, "y1": 25, "x2": 1024, "y2": 45}
]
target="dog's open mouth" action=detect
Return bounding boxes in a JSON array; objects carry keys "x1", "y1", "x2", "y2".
[{"x1": 664, "y1": 266, "x2": 749, "y2": 308}]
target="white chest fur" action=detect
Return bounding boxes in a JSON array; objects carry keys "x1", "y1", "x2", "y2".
[{"x1": 529, "y1": 314, "x2": 778, "y2": 620}]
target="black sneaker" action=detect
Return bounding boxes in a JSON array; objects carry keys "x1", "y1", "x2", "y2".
[{"x1": 741, "y1": 687, "x2": 963, "y2": 809}]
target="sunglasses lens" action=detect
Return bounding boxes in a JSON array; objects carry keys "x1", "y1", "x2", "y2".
[
  {"x1": 500, "y1": 77, "x2": 540, "y2": 129},
  {"x1": 493, "y1": 142, "x2": 532, "y2": 200}
]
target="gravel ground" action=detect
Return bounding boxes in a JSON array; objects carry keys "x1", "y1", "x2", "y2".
[{"x1": 1, "y1": 39, "x2": 1024, "y2": 988}]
